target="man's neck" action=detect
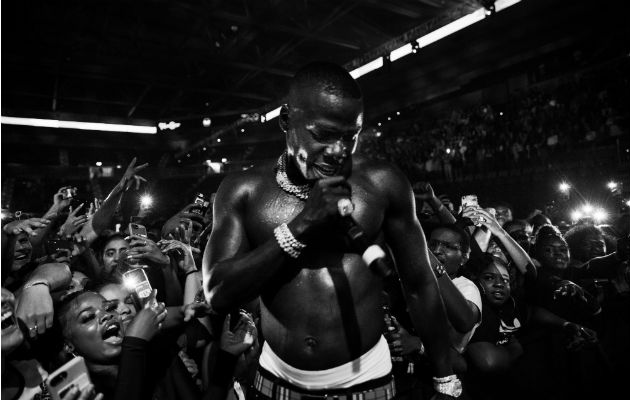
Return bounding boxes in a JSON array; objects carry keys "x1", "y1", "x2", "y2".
[{"x1": 284, "y1": 153, "x2": 310, "y2": 186}]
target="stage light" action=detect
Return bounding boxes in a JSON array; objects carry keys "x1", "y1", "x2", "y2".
[
  {"x1": 582, "y1": 203, "x2": 593, "y2": 214},
  {"x1": 558, "y1": 182, "x2": 571, "y2": 192},
  {"x1": 349, "y1": 57, "x2": 384, "y2": 79},
  {"x1": 95, "y1": 161, "x2": 103, "y2": 167},
  {"x1": 396, "y1": 111, "x2": 400, "y2": 116},
  {"x1": 375, "y1": 132, "x2": 382, "y2": 137},
  {"x1": 418, "y1": 8, "x2": 485, "y2": 48},
  {"x1": 377, "y1": 123, "x2": 381, "y2": 126},
  {"x1": 2, "y1": 116, "x2": 157, "y2": 134},
  {"x1": 390, "y1": 43, "x2": 413, "y2": 62},
  {"x1": 387, "y1": 117, "x2": 391, "y2": 121},
  {"x1": 221, "y1": 158, "x2": 227, "y2": 163},
  {"x1": 571, "y1": 210, "x2": 583, "y2": 221},
  {"x1": 217, "y1": 138, "x2": 222, "y2": 143},
  {"x1": 446, "y1": 148, "x2": 451, "y2": 154},
  {"x1": 202, "y1": 118, "x2": 211, "y2": 128},
  {"x1": 116, "y1": 165, "x2": 122, "y2": 169},
  {"x1": 593, "y1": 208, "x2": 608, "y2": 222},
  {"x1": 240, "y1": 128, "x2": 245, "y2": 133},
  {"x1": 140, "y1": 195, "x2": 153, "y2": 208},
  {"x1": 607, "y1": 181, "x2": 618, "y2": 190},
  {"x1": 264, "y1": 107, "x2": 281, "y2": 122}
]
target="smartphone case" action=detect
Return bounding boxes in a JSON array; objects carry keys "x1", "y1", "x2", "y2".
[{"x1": 45, "y1": 356, "x2": 92, "y2": 400}]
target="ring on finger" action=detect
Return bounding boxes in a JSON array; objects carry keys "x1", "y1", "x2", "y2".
[{"x1": 337, "y1": 198, "x2": 354, "y2": 217}]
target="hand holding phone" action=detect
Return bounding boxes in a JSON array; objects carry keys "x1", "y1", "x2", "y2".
[
  {"x1": 122, "y1": 268, "x2": 155, "y2": 310},
  {"x1": 128, "y1": 223, "x2": 148, "y2": 238},
  {"x1": 45, "y1": 356, "x2": 93, "y2": 400},
  {"x1": 125, "y1": 290, "x2": 166, "y2": 342}
]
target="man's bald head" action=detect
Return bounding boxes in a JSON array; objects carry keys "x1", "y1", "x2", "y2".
[{"x1": 288, "y1": 62, "x2": 362, "y2": 103}]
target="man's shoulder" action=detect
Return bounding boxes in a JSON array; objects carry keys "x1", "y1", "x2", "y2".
[
  {"x1": 216, "y1": 159, "x2": 275, "y2": 199},
  {"x1": 353, "y1": 155, "x2": 408, "y2": 186}
]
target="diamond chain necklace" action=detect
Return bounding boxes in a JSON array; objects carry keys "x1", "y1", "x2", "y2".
[{"x1": 275, "y1": 152, "x2": 311, "y2": 200}]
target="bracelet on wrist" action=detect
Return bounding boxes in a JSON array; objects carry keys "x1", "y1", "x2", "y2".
[
  {"x1": 433, "y1": 263, "x2": 446, "y2": 278},
  {"x1": 433, "y1": 375, "x2": 462, "y2": 397},
  {"x1": 274, "y1": 223, "x2": 306, "y2": 259},
  {"x1": 185, "y1": 269, "x2": 199, "y2": 277},
  {"x1": 23, "y1": 280, "x2": 51, "y2": 291}
]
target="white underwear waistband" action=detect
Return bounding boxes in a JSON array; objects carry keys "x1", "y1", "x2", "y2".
[{"x1": 259, "y1": 335, "x2": 392, "y2": 390}]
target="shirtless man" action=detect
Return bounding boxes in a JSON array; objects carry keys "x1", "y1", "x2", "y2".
[{"x1": 204, "y1": 62, "x2": 459, "y2": 399}]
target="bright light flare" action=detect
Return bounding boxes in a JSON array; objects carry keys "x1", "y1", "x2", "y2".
[
  {"x1": 582, "y1": 203, "x2": 593, "y2": 214},
  {"x1": 123, "y1": 274, "x2": 139, "y2": 290},
  {"x1": 571, "y1": 210, "x2": 583, "y2": 221},
  {"x1": 140, "y1": 195, "x2": 153, "y2": 208},
  {"x1": 607, "y1": 181, "x2": 618, "y2": 190},
  {"x1": 558, "y1": 182, "x2": 571, "y2": 193},
  {"x1": 593, "y1": 208, "x2": 608, "y2": 222}
]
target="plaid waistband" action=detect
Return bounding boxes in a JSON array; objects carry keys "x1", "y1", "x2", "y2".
[{"x1": 253, "y1": 366, "x2": 396, "y2": 400}]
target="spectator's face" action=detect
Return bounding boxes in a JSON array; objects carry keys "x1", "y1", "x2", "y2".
[
  {"x1": 477, "y1": 262, "x2": 511, "y2": 307},
  {"x1": 285, "y1": 88, "x2": 363, "y2": 181},
  {"x1": 12, "y1": 233, "x2": 32, "y2": 272},
  {"x1": 61, "y1": 292, "x2": 123, "y2": 364},
  {"x1": 57, "y1": 271, "x2": 90, "y2": 302},
  {"x1": 539, "y1": 236, "x2": 570, "y2": 270},
  {"x1": 579, "y1": 233, "x2": 606, "y2": 261},
  {"x1": 98, "y1": 283, "x2": 136, "y2": 330},
  {"x1": 101, "y1": 238, "x2": 130, "y2": 274},
  {"x1": 487, "y1": 240, "x2": 509, "y2": 265},
  {"x1": 2, "y1": 288, "x2": 23, "y2": 354},
  {"x1": 506, "y1": 223, "x2": 533, "y2": 252},
  {"x1": 495, "y1": 206, "x2": 513, "y2": 226},
  {"x1": 429, "y1": 228, "x2": 468, "y2": 276}
]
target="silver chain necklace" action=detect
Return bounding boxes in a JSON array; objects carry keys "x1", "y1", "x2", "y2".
[{"x1": 275, "y1": 152, "x2": 311, "y2": 200}]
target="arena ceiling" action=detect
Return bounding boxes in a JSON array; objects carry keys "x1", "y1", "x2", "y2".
[
  {"x1": 1, "y1": 0, "x2": 627, "y2": 138},
  {"x1": 2, "y1": 0, "x2": 473, "y2": 124}
]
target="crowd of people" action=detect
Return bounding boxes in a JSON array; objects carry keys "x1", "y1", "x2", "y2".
[
  {"x1": 359, "y1": 59, "x2": 629, "y2": 181},
  {"x1": 2, "y1": 62, "x2": 629, "y2": 400}
]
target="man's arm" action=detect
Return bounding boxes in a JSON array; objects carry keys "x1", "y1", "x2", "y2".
[
  {"x1": 203, "y1": 173, "x2": 288, "y2": 313},
  {"x1": 381, "y1": 166, "x2": 454, "y2": 377},
  {"x1": 438, "y1": 279, "x2": 481, "y2": 334},
  {"x1": 79, "y1": 158, "x2": 148, "y2": 243},
  {"x1": 414, "y1": 182, "x2": 456, "y2": 224}
]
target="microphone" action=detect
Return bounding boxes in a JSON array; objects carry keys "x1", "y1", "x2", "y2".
[{"x1": 325, "y1": 143, "x2": 392, "y2": 277}]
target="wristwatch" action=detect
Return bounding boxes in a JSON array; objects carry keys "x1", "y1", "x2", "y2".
[{"x1": 433, "y1": 375, "x2": 462, "y2": 398}]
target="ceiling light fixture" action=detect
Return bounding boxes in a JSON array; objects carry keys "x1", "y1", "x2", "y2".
[
  {"x1": 349, "y1": 57, "x2": 383, "y2": 79},
  {"x1": 1, "y1": 116, "x2": 157, "y2": 134}
]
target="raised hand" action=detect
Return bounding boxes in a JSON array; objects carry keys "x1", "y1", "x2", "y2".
[
  {"x1": 3, "y1": 218, "x2": 50, "y2": 236},
  {"x1": 60, "y1": 383, "x2": 104, "y2": 400},
  {"x1": 563, "y1": 321, "x2": 598, "y2": 350},
  {"x1": 158, "y1": 239, "x2": 197, "y2": 273},
  {"x1": 59, "y1": 203, "x2": 88, "y2": 237},
  {"x1": 468, "y1": 208, "x2": 503, "y2": 235},
  {"x1": 52, "y1": 186, "x2": 76, "y2": 211},
  {"x1": 125, "y1": 290, "x2": 167, "y2": 341},
  {"x1": 220, "y1": 312, "x2": 257, "y2": 356},
  {"x1": 413, "y1": 182, "x2": 436, "y2": 202},
  {"x1": 16, "y1": 279, "x2": 54, "y2": 338},
  {"x1": 181, "y1": 301, "x2": 212, "y2": 322},
  {"x1": 119, "y1": 157, "x2": 148, "y2": 192},
  {"x1": 553, "y1": 280, "x2": 586, "y2": 301},
  {"x1": 126, "y1": 234, "x2": 169, "y2": 266}
]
